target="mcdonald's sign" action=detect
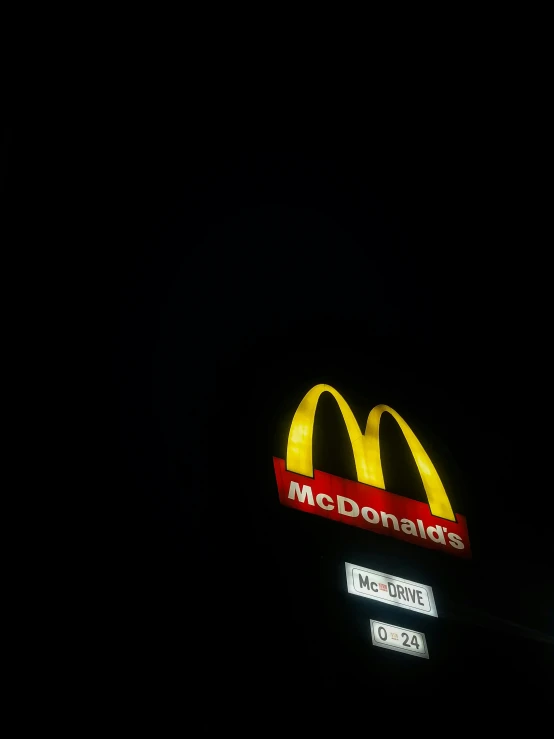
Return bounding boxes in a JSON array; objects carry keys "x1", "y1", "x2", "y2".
[{"x1": 273, "y1": 384, "x2": 471, "y2": 558}]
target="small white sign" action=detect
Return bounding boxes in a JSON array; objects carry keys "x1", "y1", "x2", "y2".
[
  {"x1": 370, "y1": 619, "x2": 429, "y2": 659},
  {"x1": 345, "y1": 562, "x2": 438, "y2": 617}
]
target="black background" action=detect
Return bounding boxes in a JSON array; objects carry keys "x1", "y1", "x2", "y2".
[{"x1": 16, "y1": 114, "x2": 554, "y2": 726}]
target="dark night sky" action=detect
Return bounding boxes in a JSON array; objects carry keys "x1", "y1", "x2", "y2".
[{"x1": 20, "y1": 114, "x2": 551, "y2": 725}]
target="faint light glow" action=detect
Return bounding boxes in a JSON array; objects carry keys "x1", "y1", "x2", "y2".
[
  {"x1": 286, "y1": 384, "x2": 455, "y2": 521},
  {"x1": 417, "y1": 458, "x2": 431, "y2": 475}
]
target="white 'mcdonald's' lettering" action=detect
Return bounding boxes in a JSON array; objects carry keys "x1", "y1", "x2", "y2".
[
  {"x1": 448, "y1": 532, "x2": 464, "y2": 549},
  {"x1": 275, "y1": 458, "x2": 470, "y2": 557},
  {"x1": 316, "y1": 493, "x2": 334, "y2": 510},
  {"x1": 288, "y1": 481, "x2": 314, "y2": 506},
  {"x1": 286, "y1": 478, "x2": 465, "y2": 551},
  {"x1": 337, "y1": 495, "x2": 359, "y2": 517}
]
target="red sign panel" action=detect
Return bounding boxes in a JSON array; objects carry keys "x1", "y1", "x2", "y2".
[{"x1": 273, "y1": 457, "x2": 471, "y2": 558}]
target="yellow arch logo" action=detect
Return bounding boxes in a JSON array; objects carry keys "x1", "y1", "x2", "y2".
[{"x1": 286, "y1": 384, "x2": 455, "y2": 521}]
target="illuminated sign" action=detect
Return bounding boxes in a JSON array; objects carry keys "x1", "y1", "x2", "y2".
[
  {"x1": 345, "y1": 563, "x2": 438, "y2": 617},
  {"x1": 370, "y1": 619, "x2": 429, "y2": 659},
  {"x1": 274, "y1": 384, "x2": 471, "y2": 557}
]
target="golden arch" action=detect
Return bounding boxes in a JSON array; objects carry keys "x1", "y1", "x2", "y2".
[{"x1": 286, "y1": 384, "x2": 455, "y2": 521}]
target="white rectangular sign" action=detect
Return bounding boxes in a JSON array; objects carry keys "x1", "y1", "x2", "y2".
[
  {"x1": 370, "y1": 619, "x2": 429, "y2": 659},
  {"x1": 345, "y1": 562, "x2": 438, "y2": 617}
]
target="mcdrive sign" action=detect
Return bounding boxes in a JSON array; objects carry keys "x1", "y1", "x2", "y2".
[
  {"x1": 274, "y1": 384, "x2": 471, "y2": 558},
  {"x1": 345, "y1": 563, "x2": 438, "y2": 617}
]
